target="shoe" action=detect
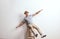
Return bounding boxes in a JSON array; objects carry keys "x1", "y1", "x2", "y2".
[
  {"x1": 35, "y1": 34, "x2": 38, "y2": 37},
  {"x1": 41, "y1": 35, "x2": 46, "y2": 38}
]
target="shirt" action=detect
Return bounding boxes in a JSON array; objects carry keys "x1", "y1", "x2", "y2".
[{"x1": 24, "y1": 15, "x2": 33, "y2": 24}]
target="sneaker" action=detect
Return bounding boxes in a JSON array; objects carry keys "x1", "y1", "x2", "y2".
[
  {"x1": 41, "y1": 35, "x2": 46, "y2": 38},
  {"x1": 35, "y1": 34, "x2": 38, "y2": 37}
]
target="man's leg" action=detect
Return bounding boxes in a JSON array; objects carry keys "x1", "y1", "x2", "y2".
[
  {"x1": 28, "y1": 24, "x2": 38, "y2": 37},
  {"x1": 32, "y1": 24, "x2": 46, "y2": 38},
  {"x1": 30, "y1": 27, "x2": 38, "y2": 37}
]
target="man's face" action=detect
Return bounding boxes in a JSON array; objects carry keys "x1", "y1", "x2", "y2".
[{"x1": 24, "y1": 13, "x2": 29, "y2": 16}]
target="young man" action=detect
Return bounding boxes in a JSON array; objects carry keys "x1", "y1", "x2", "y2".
[{"x1": 16, "y1": 9, "x2": 46, "y2": 38}]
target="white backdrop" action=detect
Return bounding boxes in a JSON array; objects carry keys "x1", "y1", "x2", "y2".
[{"x1": 0, "y1": 0, "x2": 60, "y2": 39}]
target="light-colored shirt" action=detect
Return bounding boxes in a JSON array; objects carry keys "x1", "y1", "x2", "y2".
[{"x1": 24, "y1": 15, "x2": 33, "y2": 24}]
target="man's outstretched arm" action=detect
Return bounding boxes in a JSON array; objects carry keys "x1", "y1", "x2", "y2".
[
  {"x1": 16, "y1": 21, "x2": 25, "y2": 28},
  {"x1": 32, "y1": 9, "x2": 43, "y2": 16}
]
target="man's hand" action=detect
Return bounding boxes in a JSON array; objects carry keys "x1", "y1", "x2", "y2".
[
  {"x1": 16, "y1": 25, "x2": 21, "y2": 28},
  {"x1": 32, "y1": 9, "x2": 43, "y2": 16},
  {"x1": 16, "y1": 21, "x2": 25, "y2": 28},
  {"x1": 36, "y1": 9, "x2": 43, "y2": 13},
  {"x1": 16, "y1": 26, "x2": 19, "y2": 28},
  {"x1": 39, "y1": 9, "x2": 43, "y2": 12}
]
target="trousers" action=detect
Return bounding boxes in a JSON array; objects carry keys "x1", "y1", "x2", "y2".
[{"x1": 25, "y1": 24, "x2": 43, "y2": 39}]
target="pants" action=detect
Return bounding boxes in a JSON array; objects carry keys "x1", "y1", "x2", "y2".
[
  {"x1": 25, "y1": 24, "x2": 43, "y2": 39},
  {"x1": 28, "y1": 24, "x2": 43, "y2": 35}
]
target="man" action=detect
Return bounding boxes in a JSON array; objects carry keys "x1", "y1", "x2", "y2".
[{"x1": 16, "y1": 9, "x2": 46, "y2": 38}]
